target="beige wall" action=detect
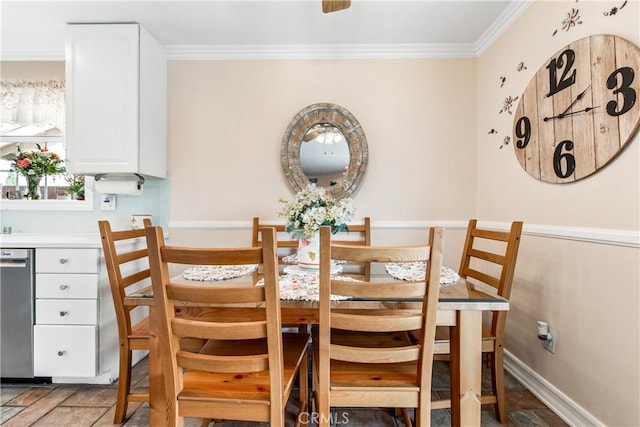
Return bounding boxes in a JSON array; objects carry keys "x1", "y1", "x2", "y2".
[
  {"x1": 0, "y1": 61, "x2": 64, "y2": 79},
  {"x1": 167, "y1": 59, "x2": 478, "y2": 224},
  {"x1": 477, "y1": 1, "x2": 639, "y2": 425}
]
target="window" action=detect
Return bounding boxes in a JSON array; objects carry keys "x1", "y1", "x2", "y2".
[
  {"x1": 1, "y1": 138, "x2": 67, "y2": 199},
  {"x1": 1, "y1": 80, "x2": 93, "y2": 210}
]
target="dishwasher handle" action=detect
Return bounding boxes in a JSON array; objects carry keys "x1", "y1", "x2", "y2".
[{"x1": 0, "y1": 260, "x2": 27, "y2": 268}]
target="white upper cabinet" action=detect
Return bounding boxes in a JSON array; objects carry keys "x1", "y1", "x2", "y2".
[{"x1": 65, "y1": 23, "x2": 167, "y2": 178}]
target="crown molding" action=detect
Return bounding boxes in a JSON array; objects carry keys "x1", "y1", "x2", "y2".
[
  {"x1": 163, "y1": 43, "x2": 478, "y2": 60},
  {"x1": 475, "y1": 0, "x2": 534, "y2": 55},
  {"x1": 0, "y1": 43, "x2": 477, "y2": 61}
]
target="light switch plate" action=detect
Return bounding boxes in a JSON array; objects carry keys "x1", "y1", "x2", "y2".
[{"x1": 100, "y1": 193, "x2": 116, "y2": 211}]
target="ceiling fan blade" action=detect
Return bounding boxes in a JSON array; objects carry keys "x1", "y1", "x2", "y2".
[{"x1": 322, "y1": 0, "x2": 351, "y2": 13}]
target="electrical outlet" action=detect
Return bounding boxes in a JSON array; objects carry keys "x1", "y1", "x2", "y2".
[
  {"x1": 543, "y1": 329, "x2": 557, "y2": 354},
  {"x1": 100, "y1": 194, "x2": 117, "y2": 211}
]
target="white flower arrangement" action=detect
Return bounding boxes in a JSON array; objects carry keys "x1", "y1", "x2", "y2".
[{"x1": 278, "y1": 184, "x2": 355, "y2": 238}]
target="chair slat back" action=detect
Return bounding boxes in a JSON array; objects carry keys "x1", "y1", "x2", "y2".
[
  {"x1": 146, "y1": 226, "x2": 283, "y2": 380},
  {"x1": 331, "y1": 217, "x2": 371, "y2": 245},
  {"x1": 458, "y1": 219, "x2": 523, "y2": 299},
  {"x1": 98, "y1": 219, "x2": 152, "y2": 332},
  {"x1": 251, "y1": 218, "x2": 297, "y2": 255},
  {"x1": 458, "y1": 219, "x2": 523, "y2": 341},
  {"x1": 318, "y1": 224, "x2": 443, "y2": 366}
]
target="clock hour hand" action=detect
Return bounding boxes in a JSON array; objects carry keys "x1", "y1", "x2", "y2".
[{"x1": 544, "y1": 106, "x2": 599, "y2": 121}]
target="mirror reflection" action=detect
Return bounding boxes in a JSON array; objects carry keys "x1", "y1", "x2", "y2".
[
  {"x1": 300, "y1": 124, "x2": 350, "y2": 187},
  {"x1": 281, "y1": 103, "x2": 368, "y2": 200}
]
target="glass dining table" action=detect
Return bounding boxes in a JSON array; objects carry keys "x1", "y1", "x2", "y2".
[{"x1": 124, "y1": 262, "x2": 508, "y2": 427}]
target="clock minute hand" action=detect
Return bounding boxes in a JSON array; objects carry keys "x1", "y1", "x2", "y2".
[
  {"x1": 560, "y1": 106, "x2": 599, "y2": 117},
  {"x1": 544, "y1": 106, "x2": 599, "y2": 121},
  {"x1": 559, "y1": 84, "x2": 592, "y2": 117}
]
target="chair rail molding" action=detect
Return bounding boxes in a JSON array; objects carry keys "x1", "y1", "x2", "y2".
[{"x1": 168, "y1": 220, "x2": 639, "y2": 248}]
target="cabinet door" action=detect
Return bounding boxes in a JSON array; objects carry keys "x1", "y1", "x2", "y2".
[
  {"x1": 65, "y1": 23, "x2": 139, "y2": 174},
  {"x1": 34, "y1": 325, "x2": 97, "y2": 377}
]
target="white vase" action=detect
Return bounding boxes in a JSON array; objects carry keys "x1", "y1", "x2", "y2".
[{"x1": 297, "y1": 231, "x2": 320, "y2": 270}]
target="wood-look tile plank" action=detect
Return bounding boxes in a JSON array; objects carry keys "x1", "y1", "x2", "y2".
[
  {"x1": 3, "y1": 387, "x2": 53, "y2": 406},
  {"x1": 1, "y1": 387, "x2": 78, "y2": 427},
  {"x1": 505, "y1": 390, "x2": 549, "y2": 410},
  {"x1": 335, "y1": 408, "x2": 398, "y2": 426},
  {"x1": 62, "y1": 386, "x2": 117, "y2": 407},
  {"x1": 1, "y1": 387, "x2": 31, "y2": 405},
  {"x1": 31, "y1": 406, "x2": 108, "y2": 426},
  {"x1": 93, "y1": 401, "x2": 143, "y2": 426},
  {"x1": 1, "y1": 406, "x2": 25, "y2": 424},
  {"x1": 120, "y1": 403, "x2": 149, "y2": 427},
  {"x1": 535, "y1": 409, "x2": 572, "y2": 427}
]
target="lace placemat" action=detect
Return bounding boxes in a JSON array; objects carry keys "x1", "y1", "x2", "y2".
[
  {"x1": 256, "y1": 275, "x2": 359, "y2": 301},
  {"x1": 282, "y1": 253, "x2": 348, "y2": 265},
  {"x1": 182, "y1": 264, "x2": 258, "y2": 282},
  {"x1": 385, "y1": 263, "x2": 460, "y2": 285},
  {"x1": 283, "y1": 264, "x2": 344, "y2": 277}
]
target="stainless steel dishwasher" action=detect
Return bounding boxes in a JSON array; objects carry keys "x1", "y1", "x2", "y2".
[{"x1": 1, "y1": 248, "x2": 35, "y2": 379}]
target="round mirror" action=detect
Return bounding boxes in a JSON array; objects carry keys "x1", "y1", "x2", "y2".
[{"x1": 281, "y1": 103, "x2": 368, "y2": 199}]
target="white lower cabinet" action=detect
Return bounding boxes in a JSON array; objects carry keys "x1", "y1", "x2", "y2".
[
  {"x1": 34, "y1": 325, "x2": 96, "y2": 377},
  {"x1": 34, "y1": 247, "x2": 109, "y2": 382},
  {"x1": 32, "y1": 242, "x2": 144, "y2": 384}
]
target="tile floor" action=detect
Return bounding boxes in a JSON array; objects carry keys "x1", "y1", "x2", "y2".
[{"x1": 1, "y1": 358, "x2": 568, "y2": 426}]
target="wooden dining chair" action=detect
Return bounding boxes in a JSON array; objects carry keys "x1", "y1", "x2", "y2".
[
  {"x1": 331, "y1": 216, "x2": 371, "y2": 279},
  {"x1": 313, "y1": 225, "x2": 444, "y2": 427},
  {"x1": 428, "y1": 219, "x2": 523, "y2": 423},
  {"x1": 251, "y1": 217, "x2": 298, "y2": 263},
  {"x1": 98, "y1": 219, "x2": 153, "y2": 424},
  {"x1": 145, "y1": 225, "x2": 310, "y2": 426}
]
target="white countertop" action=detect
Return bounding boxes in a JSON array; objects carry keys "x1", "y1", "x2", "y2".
[{"x1": 0, "y1": 233, "x2": 102, "y2": 248}]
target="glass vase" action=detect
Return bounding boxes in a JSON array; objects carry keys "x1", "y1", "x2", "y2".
[
  {"x1": 24, "y1": 175, "x2": 43, "y2": 200},
  {"x1": 297, "y1": 231, "x2": 320, "y2": 270}
]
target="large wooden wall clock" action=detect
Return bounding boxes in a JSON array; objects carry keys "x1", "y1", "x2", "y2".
[{"x1": 513, "y1": 34, "x2": 640, "y2": 183}]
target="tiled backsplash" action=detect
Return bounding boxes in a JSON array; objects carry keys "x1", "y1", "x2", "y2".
[{"x1": 1, "y1": 179, "x2": 169, "y2": 234}]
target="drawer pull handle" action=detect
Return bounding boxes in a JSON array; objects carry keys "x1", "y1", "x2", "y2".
[
  {"x1": 59, "y1": 285, "x2": 69, "y2": 290},
  {"x1": 59, "y1": 311, "x2": 68, "y2": 317},
  {"x1": 59, "y1": 258, "x2": 69, "y2": 264},
  {"x1": 57, "y1": 351, "x2": 66, "y2": 357}
]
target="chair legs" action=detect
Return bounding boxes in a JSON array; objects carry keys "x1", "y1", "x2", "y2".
[
  {"x1": 114, "y1": 346, "x2": 133, "y2": 424},
  {"x1": 490, "y1": 346, "x2": 508, "y2": 423},
  {"x1": 298, "y1": 353, "x2": 310, "y2": 427}
]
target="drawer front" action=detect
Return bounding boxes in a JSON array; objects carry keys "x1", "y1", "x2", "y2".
[
  {"x1": 36, "y1": 249, "x2": 99, "y2": 274},
  {"x1": 36, "y1": 299, "x2": 97, "y2": 325},
  {"x1": 36, "y1": 274, "x2": 98, "y2": 299},
  {"x1": 34, "y1": 325, "x2": 96, "y2": 377}
]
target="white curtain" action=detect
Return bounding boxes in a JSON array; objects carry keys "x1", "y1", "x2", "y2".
[{"x1": 0, "y1": 80, "x2": 65, "y2": 132}]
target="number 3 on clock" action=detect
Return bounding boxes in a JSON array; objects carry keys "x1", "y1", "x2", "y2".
[{"x1": 512, "y1": 34, "x2": 640, "y2": 183}]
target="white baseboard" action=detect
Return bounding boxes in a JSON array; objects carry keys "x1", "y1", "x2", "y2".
[{"x1": 504, "y1": 350, "x2": 604, "y2": 426}]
